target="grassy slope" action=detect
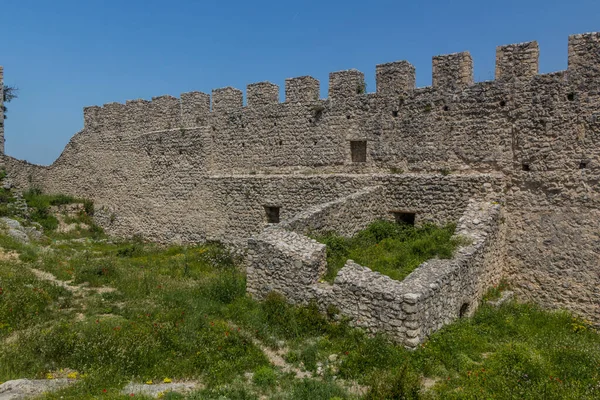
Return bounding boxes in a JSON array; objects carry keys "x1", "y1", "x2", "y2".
[
  {"x1": 0, "y1": 190, "x2": 598, "y2": 399},
  {"x1": 314, "y1": 220, "x2": 464, "y2": 282}
]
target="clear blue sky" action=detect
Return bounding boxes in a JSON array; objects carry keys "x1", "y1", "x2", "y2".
[{"x1": 3, "y1": 0, "x2": 599, "y2": 165}]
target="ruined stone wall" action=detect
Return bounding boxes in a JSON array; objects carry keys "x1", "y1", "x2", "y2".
[
  {"x1": 1, "y1": 32, "x2": 599, "y2": 324},
  {"x1": 280, "y1": 186, "x2": 388, "y2": 237},
  {"x1": 248, "y1": 199, "x2": 504, "y2": 348},
  {"x1": 61, "y1": 36, "x2": 598, "y2": 177},
  {"x1": 279, "y1": 174, "x2": 503, "y2": 237},
  {"x1": 0, "y1": 66, "x2": 4, "y2": 155}
]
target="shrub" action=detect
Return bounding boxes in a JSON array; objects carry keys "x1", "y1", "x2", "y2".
[
  {"x1": 0, "y1": 188, "x2": 14, "y2": 204},
  {"x1": 365, "y1": 364, "x2": 421, "y2": 400},
  {"x1": 83, "y1": 199, "x2": 94, "y2": 216},
  {"x1": 289, "y1": 379, "x2": 348, "y2": 400},
  {"x1": 252, "y1": 366, "x2": 277, "y2": 388},
  {"x1": 48, "y1": 194, "x2": 78, "y2": 206},
  {"x1": 261, "y1": 292, "x2": 291, "y2": 328},
  {"x1": 88, "y1": 222, "x2": 104, "y2": 238},
  {"x1": 73, "y1": 260, "x2": 117, "y2": 286},
  {"x1": 116, "y1": 243, "x2": 146, "y2": 258},
  {"x1": 198, "y1": 242, "x2": 239, "y2": 269},
  {"x1": 259, "y1": 292, "x2": 330, "y2": 339},
  {"x1": 22, "y1": 189, "x2": 83, "y2": 232},
  {"x1": 0, "y1": 204, "x2": 11, "y2": 217},
  {"x1": 203, "y1": 271, "x2": 246, "y2": 304}
]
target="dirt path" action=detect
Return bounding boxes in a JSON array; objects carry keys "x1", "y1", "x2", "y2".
[
  {"x1": 30, "y1": 268, "x2": 116, "y2": 295},
  {"x1": 254, "y1": 341, "x2": 312, "y2": 380}
]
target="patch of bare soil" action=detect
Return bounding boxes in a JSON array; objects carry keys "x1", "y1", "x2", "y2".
[
  {"x1": 422, "y1": 376, "x2": 439, "y2": 390},
  {"x1": 0, "y1": 249, "x2": 19, "y2": 261},
  {"x1": 30, "y1": 268, "x2": 116, "y2": 295}
]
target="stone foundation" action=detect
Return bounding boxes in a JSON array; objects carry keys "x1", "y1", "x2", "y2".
[{"x1": 248, "y1": 187, "x2": 504, "y2": 348}]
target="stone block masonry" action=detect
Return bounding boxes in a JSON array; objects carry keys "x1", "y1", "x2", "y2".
[
  {"x1": 248, "y1": 193, "x2": 504, "y2": 348},
  {"x1": 1, "y1": 32, "x2": 599, "y2": 328},
  {"x1": 0, "y1": 66, "x2": 4, "y2": 155}
]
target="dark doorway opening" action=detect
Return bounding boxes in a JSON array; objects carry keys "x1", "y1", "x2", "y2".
[
  {"x1": 265, "y1": 206, "x2": 280, "y2": 224},
  {"x1": 392, "y1": 211, "x2": 416, "y2": 226}
]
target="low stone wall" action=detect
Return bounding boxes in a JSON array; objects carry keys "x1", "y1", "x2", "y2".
[
  {"x1": 280, "y1": 185, "x2": 387, "y2": 237},
  {"x1": 247, "y1": 197, "x2": 504, "y2": 348},
  {"x1": 247, "y1": 228, "x2": 327, "y2": 302}
]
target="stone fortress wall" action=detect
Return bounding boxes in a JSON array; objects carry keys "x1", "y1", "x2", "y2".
[
  {"x1": 0, "y1": 66, "x2": 4, "y2": 154},
  {"x1": 0, "y1": 33, "x2": 599, "y2": 332}
]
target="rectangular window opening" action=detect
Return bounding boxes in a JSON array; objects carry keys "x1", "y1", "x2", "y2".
[
  {"x1": 351, "y1": 140, "x2": 367, "y2": 163},
  {"x1": 265, "y1": 206, "x2": 280, "y2": 224},
  {"x1": 392, "y1": 211, "x2": 416, "y2": 226}
]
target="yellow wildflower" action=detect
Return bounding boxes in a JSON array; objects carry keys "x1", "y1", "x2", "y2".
[
  {"x1": 46, "y1": 373, "x2": 54, "y2": 380},
  {"x1": 146, "y1": 380, "x2": 153, "y2": 385},
  {"x1": 67, "y1": 371, "x2": 79, "y2": 380},
  {"x1": 163, "y1": 377, "x2": 172, "y2": 383}
]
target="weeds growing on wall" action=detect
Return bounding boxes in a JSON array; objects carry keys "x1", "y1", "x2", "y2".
[
  {"x1": 314, "y1": 220, "x2": 463, "y2": 282},
  {"x1": 20, "y1": 188, "x2": 102, "y2": 237}
]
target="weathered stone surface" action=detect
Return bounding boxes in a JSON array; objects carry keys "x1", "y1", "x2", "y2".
[
  {"x1": 1, "y1": 218, "x2": 30, "y2": 243},
  {"x1": 0, "y1": 66, "x2": 4, "y2": 154},
  {"x1": 0, "y1": 31, "x2": 599, "y2": 327},
  {"x1": 249, "y1": 198, "x2": 504, "y2": 348},
  {"x1": 0, "y1": 379, "x2": 72, "y2": 400},
  {"x1": 121, "y1": 382, "x2": 200, "y2": 398},
  {"x1": 488, "y1": 290, "x2": 515, "y2": 307}
]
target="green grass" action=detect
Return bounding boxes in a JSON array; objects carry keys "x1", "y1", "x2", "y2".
[
  {"x1": 411, "y1": 303, "x2": 600, "y2": 399},
  {"x1": 21, "y1": 188, "x2": 101, "y2": 236},
  {"x1": 0, "y1": 194, "x2": 598, "y2": 399},
  {"x1": 314, "y1": 220, "x2": 464, "y2": 282}
]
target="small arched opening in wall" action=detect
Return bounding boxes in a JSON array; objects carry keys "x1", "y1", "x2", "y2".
[
  {"x1": 459, "y1": 302, "x2": 470, "y2": 318},
  {"x1": 391, "y1": 210, "x2": 416, "y2": 225}
]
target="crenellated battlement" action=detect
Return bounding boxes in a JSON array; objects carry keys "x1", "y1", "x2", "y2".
[
  {"x1": 432, "y1": 52, "x2": 473, "y2": 91},
  {"x1": 3, "y1": 32, "x2": 600, "y2": 330},
  {"x1": 247, "y1": 82, "x2": 279, "y2": 107},
  {"x1": 568, "y1": 32, "x2": 600, "y2": 81},
  {"x1": 285, "y1": 76, "x2": 319, "y2": 103},
  {"x1": 212, "y1": 87, "x2": 243, "y2": 113},
  {"x1": 181, "y1": 91, "x2": 210, "y2": 128},
  {"x1": 328, "y1": 69, "x2": 366, "y2": 100},
  {"x1": 376, "y1": 61, "x2": 416, "y2": 95},
  {"x1": 495, "y1": 41, "x2": 539, "y2": 81},
  {"x1": 81, "y1": 32, "x2": 600, "y2": 137},
  {"x1": 0, "y1": 66, "x2": 4, "y2": 154}
]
